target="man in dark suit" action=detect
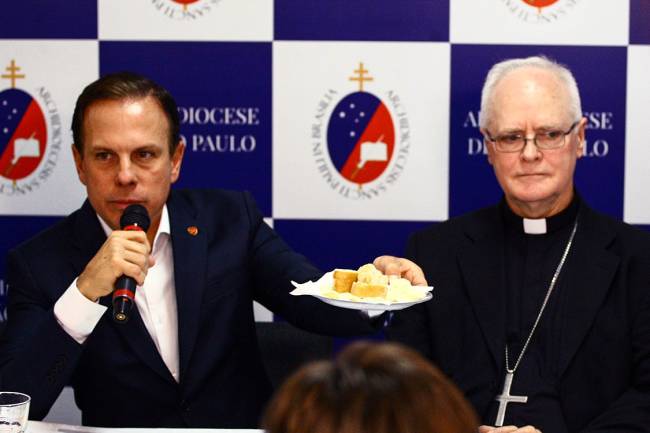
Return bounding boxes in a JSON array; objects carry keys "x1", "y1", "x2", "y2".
[
  {"x1": 0, "y1": 72, "x2": 425, "y2": 428},
  {"x1": 386, "y1": 56, "x2": 650, "y2": 432}
]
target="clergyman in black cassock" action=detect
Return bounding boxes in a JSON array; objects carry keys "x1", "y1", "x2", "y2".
[{"x1": 386, "y1": 56, "x2": 650, "y2": 432}]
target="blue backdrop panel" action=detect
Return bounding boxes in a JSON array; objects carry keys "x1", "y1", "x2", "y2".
[
  {"x1": 0, "y1": 215, "x2": 64, "y2": 276},
  {"x1": 274, "y1": 219, "x2": 433, "y2": 272},
  {"x1": 449, "y1": 44, "x2": 626, "y2": 219},
  {"x1": 0, "y1": 0, "x2": 97, "y2": 39},
  {"x1": 100, "y1": 41, "x2": 273, "y2": 215},
  {"x1": 630, "y1": 0, "x2": 650, "y2": 44},
  {"x1": 0, "y1": 215, "x2": 63, "y2": 319},
  {"x1": 275, "y1": 0, "x2": 449, "y2": 42}
]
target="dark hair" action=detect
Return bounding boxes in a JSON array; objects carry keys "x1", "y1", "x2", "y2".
[
  {"x1": 263, "y1": 341, "x2": 479, "y2": 433},
  {"x1": 71, "y1": 71, "x2": 180, "y2": 154}
]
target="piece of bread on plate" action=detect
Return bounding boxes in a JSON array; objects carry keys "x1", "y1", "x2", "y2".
[
  {"x1": 333, "y1": 269, "x2": 358, "y2": 293},
  {"x1": 350, "y1": 281, "x2": 388, "y2": 298}
]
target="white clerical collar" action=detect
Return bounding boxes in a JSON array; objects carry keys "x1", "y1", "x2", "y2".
[
  {"x1": 523, "y1": 218, "x2": 547, "y2": 235},
  {"x1": 96, "y1": 205, "x2": 171, "y2": 240}
]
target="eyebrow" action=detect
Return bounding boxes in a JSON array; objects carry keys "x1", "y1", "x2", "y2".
[
  {"x1": 496, "y1": 125, "x2": 564, "y2": 135},
  {"x1": 495, "y1": 128, "x2": 525, "y2": 135},
  {"x1": 534, "y1": 125, "x2": 563, "y2": 131},
  {"x1": 87, "y1": 146, "x2": 113, "y2": 153},
  {"x1": 87, "y1": 144, "x2": 162, "y2": 151}
]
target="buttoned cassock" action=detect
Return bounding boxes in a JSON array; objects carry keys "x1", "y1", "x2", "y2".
[{"x1": 388, "y1": 202, "x2": 650, "y2": 432}]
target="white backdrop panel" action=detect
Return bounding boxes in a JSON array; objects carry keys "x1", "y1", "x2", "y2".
[
  {"x1": 623, "y1": 45, "x2": 650, "y2": 224},
  {"x1": 99, "y1": 0, "x2": 272, "y2": 41},
  {"x1": 273, "y1": 41, "x2": 450, "y2": 221},
  {"x1": 0, "y1": 40, "x2": 95, "y2": 216},
  {"x1": 450, "y1": 0, "x2": 629, "y2": 46}
]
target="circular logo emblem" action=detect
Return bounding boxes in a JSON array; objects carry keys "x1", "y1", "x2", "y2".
[
  {"x1": 0, "y1": 60, "x2": 61, "y2": 196},
  {"x1": 326, "y1": 91, "x2": 395, "y2": 184},
  {"x1": 0, "y1": 88, "x2": 47, "y2": 181},
  {"x1": 152, "y1": 0, "x2": 221, "y2": 20},
  {"x1": 312, "y1": 63, "x2": 410, "y2": 200},
  {"x1": 503, "y1": 0, "x2": 581, "y2": 23}
]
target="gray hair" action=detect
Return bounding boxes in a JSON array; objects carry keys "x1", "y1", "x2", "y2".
[{"x1": 478, "y1": 56, "x2": 582, "y2": 129}]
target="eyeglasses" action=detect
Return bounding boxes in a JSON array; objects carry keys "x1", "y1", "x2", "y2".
[{"x1": 485, "y1": 121, "x2": 580, "y2": 153}]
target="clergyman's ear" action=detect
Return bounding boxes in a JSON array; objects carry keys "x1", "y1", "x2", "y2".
[{"x1": 481, "y1": 129, "x2": 495, "y2": 166}]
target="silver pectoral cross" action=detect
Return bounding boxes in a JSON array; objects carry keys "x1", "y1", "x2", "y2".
[{"x1": 495, "y1": 371, "x2": 528, "y2": 426}]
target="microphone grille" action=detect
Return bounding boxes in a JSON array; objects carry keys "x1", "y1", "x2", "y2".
[{"x1": 120, "y1": 204, "x2": 151, "y2": 232}]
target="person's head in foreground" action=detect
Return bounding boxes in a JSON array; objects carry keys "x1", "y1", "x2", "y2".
[
  {"x1": 263, "y1": 341, "x2": 479, "y2": 433},
  {"x1": 480, "y1": 55, "x2": 586, "y2": 219}
]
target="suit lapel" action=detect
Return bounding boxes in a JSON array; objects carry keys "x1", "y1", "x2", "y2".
[
  {"x1": 168, "y1": 192, "x2": 208, "y2": 381},
  {"x1": 71, "y1": 200, "x2": 176, "y2": 385},
  {"x1": 98, "y1": 295, "x2": 176, "y2": 384},
  {"x1": 558, "y1": 206, "x2": 619, "y2": 376},
  {"x1": 457, "y1": 208, "x2": 506, "y2": 370},
  {"x1": 69, "y1": 200, "x2": 107, "y2": 278}
]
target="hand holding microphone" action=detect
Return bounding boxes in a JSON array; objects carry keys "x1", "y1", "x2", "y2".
[
  {"x1": 112, "y1": 204, "x2": 150, "y2": 322},
  {"x1": 76, "y1": 204, "x2": 152, "y2": 322}
]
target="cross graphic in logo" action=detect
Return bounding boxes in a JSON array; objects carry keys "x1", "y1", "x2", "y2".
[{"x1": 1, "y1": 60, "x2": 25, "y2": 89}]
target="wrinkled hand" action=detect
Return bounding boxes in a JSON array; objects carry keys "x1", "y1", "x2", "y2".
[
  {"x1": 76, "y1": 230, "x2": 154, "y2": 302},
  {"x1": 373, "y1": 255, "x2": 427, "y2": 286},
  {"x1": 479, "y1": 425, "x2": 542, "y2": 433}
]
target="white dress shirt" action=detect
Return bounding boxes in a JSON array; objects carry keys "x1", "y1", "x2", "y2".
[{"x1": 53, "y1": 205, "x2": 180, "y2": 382}]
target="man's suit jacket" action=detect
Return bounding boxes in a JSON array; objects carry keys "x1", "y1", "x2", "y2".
[
  {"x1": 388, "y1": 202, "x2": 650, "y2": 432},
  {"x1": 0, "y1": 189, "x2": 377, "y2": 428}
]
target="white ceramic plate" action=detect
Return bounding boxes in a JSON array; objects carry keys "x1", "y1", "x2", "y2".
[
  {"x1": 310, "y1": 291, "x2": 433, "y2": 311},
  {"x1": 290, "y1": 271, "x2": 434, "y2": 311}
]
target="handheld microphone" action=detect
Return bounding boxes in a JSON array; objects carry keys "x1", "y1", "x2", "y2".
[{"x1": 112, "y1": 204, "x2": 150, "y2": 323}]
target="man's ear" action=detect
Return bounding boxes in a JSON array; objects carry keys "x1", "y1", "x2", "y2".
[
  {"x1": 575, "y1": 117, "x2": 587, "y2": 159},
  {"x1": 481, "y1": 129, "x2": 495, "y2": 166},
  {"x1": 72, "y1": 144, "x2": 87, "y2": 186},
  {"x1": 170, "y1": 140, "x2": 185, "y2": 184}
]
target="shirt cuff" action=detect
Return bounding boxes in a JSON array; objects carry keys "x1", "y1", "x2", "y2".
[{"x1": 53, "y1": 278, "x2": 107, "y2": 344}]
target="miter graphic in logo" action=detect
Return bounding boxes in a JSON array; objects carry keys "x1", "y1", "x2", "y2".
[
  {"x1": 312, "y1": 63, "x2": 410, "y2": 200},
  {"x1": 151, "y1": 0, "x2": 221, "y2": 20},
  {"x1": 502, "y1": 0, "x2": 580, "y2": 23},
  {"x1": 0, "y1": 60, "x2": 61, "y2": 196}
]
